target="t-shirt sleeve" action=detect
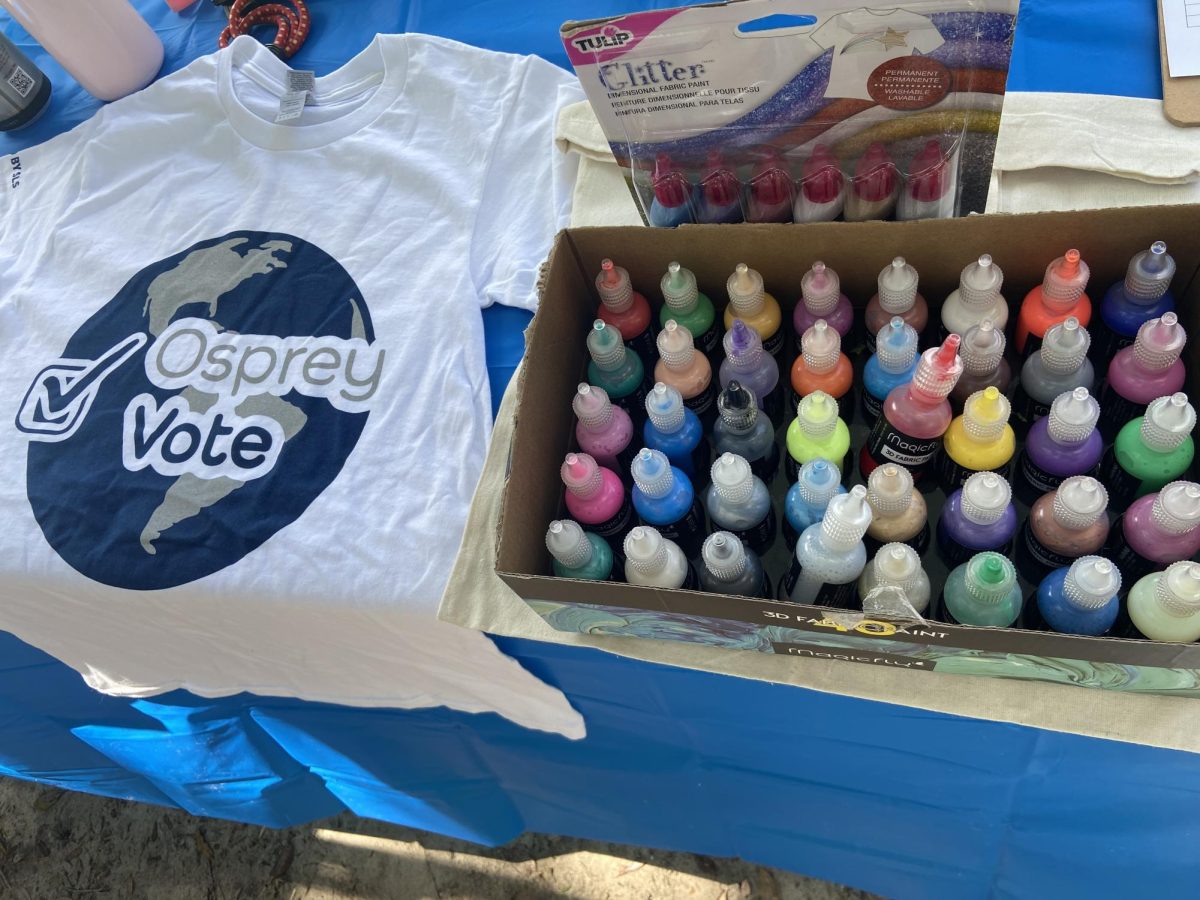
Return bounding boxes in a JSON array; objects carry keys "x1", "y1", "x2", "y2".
[
  {"x1": 809, "y1": 16, "x2": 843, "y2": 51},
  {"x1": 471, "y1": 55, "x2": 584, "y2": 312}
]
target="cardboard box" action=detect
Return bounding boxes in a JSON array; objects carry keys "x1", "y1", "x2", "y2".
[{"x1": 497, "y1": 207, "x2": 1200, "y2": 694}]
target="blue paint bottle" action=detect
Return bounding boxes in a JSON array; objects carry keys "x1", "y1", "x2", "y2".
[
  {"x1": 862, "y1": 317, "x2": 919, "y2": 425},
  {"x1": 783, "y1": 459, "x2": 845, "y2": 552},
  {"x1": 643, "y1": 382, "x2": 710, "y2": 486},
  {"x1": 1092, "y1": 241, "x2": 1175, "y2": 366},
  {"x1": 1031, "y1": 556, "x2": 1122, "y2": 636},
  {"x1": 630, "y1": 448, "x2": 706, "y2": 558}
]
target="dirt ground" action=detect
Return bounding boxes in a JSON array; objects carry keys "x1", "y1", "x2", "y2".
[{"x1": 0, "y1": 776, "x2": 879, "y2": 900}]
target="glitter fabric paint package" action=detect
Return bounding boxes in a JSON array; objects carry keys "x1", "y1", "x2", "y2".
[{"x1": 561, "y1": 0, "x2": 1017, "y2": 226}]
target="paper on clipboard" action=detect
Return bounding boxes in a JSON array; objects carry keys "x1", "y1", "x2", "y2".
[{"x1": 1164, "y1": 0, "x2": 1200, "y2": 76}]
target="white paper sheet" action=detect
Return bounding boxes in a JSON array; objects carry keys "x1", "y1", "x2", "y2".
[{"x1": 1163, "y1": 0, "x2": 1200, "y2": 77}]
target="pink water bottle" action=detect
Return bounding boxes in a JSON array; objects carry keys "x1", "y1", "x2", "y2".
[{"x1": 0, "y1": 0, "x2": 163, "y2": 101}]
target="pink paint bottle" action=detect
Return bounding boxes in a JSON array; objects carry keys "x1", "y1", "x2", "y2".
[
  {"x1": 1107, "y1": 481, "x2": 1200, "y2": 587},
  {"x1": 573, "y1": 384, "x2": 635, "y2": 476},
  {"x1": 561, "y1": 452, "x2": 636, "y2": 557},
  {"x1": 793, "y1": 261, "x2": 853, "y2": 343},
  {"x1": 1099, "y1": 312, "x2": 1187, "y2": 442},
  {"x1": 746, "y1": 149, "x2": 794, "y2": 223},
  {"x1": 845, "y1": 143, "x2": 899, "y2": 222},
  {"x1": 793, "y1": 145, "x2": 845, "y2": 223}
]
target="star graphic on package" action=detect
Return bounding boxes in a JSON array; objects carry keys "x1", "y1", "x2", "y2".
[{"x1": 878, "y1": 27, "x2": 909, "y2": 49}]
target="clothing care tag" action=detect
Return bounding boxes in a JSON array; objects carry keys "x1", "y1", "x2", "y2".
[
  {"x1": 286, "y1": 70, "x2": 317, "y2": 95},
  {"x1": 1162, "y1": 0, "x2": 1200, "y2": 77},
  {"x1": 274, "y1": 90, "x2": 308, "y2": 123}
]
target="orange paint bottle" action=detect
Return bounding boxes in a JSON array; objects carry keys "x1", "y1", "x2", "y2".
[
  {"x1": 789, "y1": 319, "x2": 854, "y2": 421},
  {"x1": 1015, "y1": 249, "x2": 1091, "y2": 359}
]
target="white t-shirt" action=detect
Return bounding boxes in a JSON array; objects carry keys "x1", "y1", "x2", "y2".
[
  {"x1": 811, "y1": 8, "x2": 944, "y2": 101},
  {"x1": 0, "y1": 34, "x2": 586, "y2": 739}
]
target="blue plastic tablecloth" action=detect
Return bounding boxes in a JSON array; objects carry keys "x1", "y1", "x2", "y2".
[{"x1": 3, "y1": 3, "x2": 1199, "y2": 898}]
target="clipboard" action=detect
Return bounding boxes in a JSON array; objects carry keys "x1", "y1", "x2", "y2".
[{"x1": 1161, "y1": 0, "x2": 1200, "y2": 126}]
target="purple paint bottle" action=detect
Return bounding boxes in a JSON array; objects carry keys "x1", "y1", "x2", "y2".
[
  {"x1": 936, "y1": 471, "x2": 1017, "y2": 570},
  {"x1": 793, "y1": 262, "x2": 854, "y2": 343},
  {"x1": 719, "y1": 319, "x2": 784, "y2": 427},
  {"x1": 1014, "y1": 387, "x2": 1103, "y2": 505},
  {"x1": 1099, "y1": 312, "x2": 1187, "y2": 442},
  {"x1": 573, "y1": 383, "x2": 636, "y2": 477}
]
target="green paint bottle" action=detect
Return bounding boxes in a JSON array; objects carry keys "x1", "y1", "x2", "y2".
[
  {"x1": 937, "y1": 551, "x2": 1023, "y2": 627},
  {"x1": 660, "y1": 262, "x2": 719, "y2": 361},
  {"x1": 1127, "y1": 561, "x2": 1200, "y2": 642},
  {"x1": 587, "y1": 319, "x2": 647, "y2": 417},
  {"x1": 1099, "y1": 391, "x2": 1196, "y2": 512},
  {"x1": 546, "y1": 520, "x2": 613, "y2": 580}
]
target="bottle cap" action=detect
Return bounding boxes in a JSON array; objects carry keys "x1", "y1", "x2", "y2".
[
  {"x1": 625, "y1": 526, "x2": 669, "y2": 574},
  {"x1": 750, "y1": 149, "x2": 793, "y2": 206},
  {"x1": 1133, "y1": 313, "x2": 1187, "y2": 372},
  {"x1": 796, "y1": 391, "x2": 840, "y2": 439},
  {"x1": 1152, "y1": 481, "x2": 1200, "y2": 535},
  {"x1": 877, "y1": 257, "x2": 919, "y2": 314},
  {"x1": 801, "y1": 319, "x2": 842, "y2": 374},
  {"x1": 646, "y1": 382, "x2": 687, "y2": 434},
  {"x1": 1038, "y1": 317, "x2": 1090, "y2": 374},
  {"x1": 801, "y1": 261, "x2": 841, "y2": 316},
  {"x1": 723, "y1": 319, "x2": 765, "y2": 371},
  {"x1": 1047, "y1": 387, "x2": 1100, "y2": 445},
  {"x1": 702, "y1": 150, "x2": 740, "y2": 207},
  {"x1": 727, "y1": 263, "x2": 765, "y2": 317},
  {"x1": 908, "y1": 139, "x2": 950, "y2": 202},
  {"x1": 912, "y1": 335, "x2": 964, "y2": 399},
  {"x1": 596, "y1": 258, "x2": 634, "y2": 313},
  {"x1": 1141, "y1": 393, "x2": 1196, "y2": 452},
  {"x1": 1063, "y1": 556, "x2": 1121, "y2": 611},
  {"x1": 1125, "y1": 241, "x2": 1176, "y2": 302},
  {"x1": 573, "y1": 383, "x2": 616, "y2": 431},
  {"x1": 960, "y1": 472, "x2": 1011, "y2": 525},
  {"x1": 958, "y1": 254, "x2": 1004, "y2": 306},
  {"x1": 1052, "y1": 475, "x2": 1108, "y2": 530},
  {"x1": 717, "y1": 381, "x2": 759, "y2": 432},
  {"x1": 964, "y1": 552, "x2": 1016, "y2": 605},
  {"x1": 872, "y1": 543, "x2": 925, "y2": 598},
  {"x1": 867, "y1": 464, "x2": 915, "y2": 516},
  {"x1": 959, "y1": 319, "x2": 1006, "y2": 375},
  {"x1": 652, "y1": 153, "x2": 689, "y2": 209},
  {"x1": 661, "y1": 262, "x2": 700, "y2": 315},
  {"x1": 962, "y1": 387, "x2": 1011, "y2": 442},
  {"x1": 657, "y1": 320, "x2": 697, "y2": 370},
  {"x1": 876, "y1": 317, "x2": 919, "y2": 374},
  {"x1": 587, "y1": 320, "x2": 627, "y2": 371},
  {"x1": 1040, "y1": 249, "x2": 1090, "y2": 308},
  {"x1": 702, "y1": 531, "x2": 748, "y2": 581},
  {"x1": 855, "y1": 143, "x2": 897, "y2": 203},
  {"x1": 561, "y1": 452, "x2": 603, "y2": 499},
  {"x1": 711, "y1": 452, "x2": 754, "y2": 504},
  {"x1": 1156, "y1": 560, "x2": 1200, "y2": 617},
  {"x1": 820, "y1": 485, "x2": 872, "y2": 551},
  {"x1": 797, "y1": 458, "x2": 841, "y2": 507},
  {"x1": 631, "y1": 448, "x2": 675, "y2": 500},
  {"x1": 801, "y1": 145, "x2": 844, "y2": 204},
  {"x1": 546, "y1": 520, "x2": 594, "y2": 569}
]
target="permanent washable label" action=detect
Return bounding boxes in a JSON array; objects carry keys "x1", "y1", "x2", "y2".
[
  {"x1": 275, "y1": 90, "x2": 308, "y2": 123},
  {"x1": 1022, "y1": 524, "x2": 1076, "y2": 572},
  {"x1": 729, "y1": 511, "x2": 776, "y2": 556},
  {"x1": 865, "y1": 414, "x2": 942, "y2": 473},
  {"x1": 862, "y1": 388, "x2": 884, "y2": 423},
  {"x1": 1098, "y1": 387, "x2": 1147, "y2": 437},
  {"x1": 683, "y1": 380, "x2": 717, "y2": 419},
  {"x1": 286, "y1": 70, "x2": 317, "y2": 95},
  {"x1": 627, "y1": 327, "x2": 658, "y2": 366},
  {"x1": 934, "y1": 453, "x2": 1009, "y2": 494},
  {"x1": 781, "y1": 557, "x2": 857, "y2": 609},
  {"x1": 1018, "y1": 450, "x2": 1073, "y2": 497},
  {"x1": 651, "y1": 498, "x2": 707, "y2": 558},
  {"x1": 1098, "y1": 445, "x2": 1144, "y2": 511},
  {"x1": 588, "y1": 497, "x2": 635, "y2": 544}
]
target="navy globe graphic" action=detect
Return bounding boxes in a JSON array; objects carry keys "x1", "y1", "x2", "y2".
[{"x1": 25, "y1": 232, "x2": 376, "y2": 590}]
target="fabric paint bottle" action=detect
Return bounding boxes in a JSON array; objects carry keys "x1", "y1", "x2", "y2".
[
  {"x1": 587, "y1": 320, "x2": 648, "y2": 419},
  {"x1": 725, "y1": 263, "x2": 785, "y2": 364},
  {"x1": 789, "y1": 319, "x2": 854, "y2": 420},
  {"x1": 1030, "y1": 556, "x2": 1122, "y2": 636},
  {"x1": 1126, "y1": 561, "x2": 1200, "y2": 642},
  {"x1": 705, "y1": 452, "x2": 776, "y2": 557},
  {"x1": 1100, "y1": 392, "x2": 1196, "y2": 512},
  {"x1": 898, "y1": 140, "x2": 957, "y2": 221},
  {"x1": 949, "y1": 319, "x2": 1010, "y2": 415},
  {"x1": 1092, "y1": 241, "x2": 1175, "y2": 366},
  {"x1": 793, "y1": 145, "x2": 845, "y2": 223},
  {"x1": 1016, "y1": 476, "x2": 1109, "y2": 585},
  {"x1": 845, "y1": 143, "x2": 898, "y2": 223},
  {"x1": 862, "y1": 318, "x2": 919, "y2": 425},
  {"x1": 936, "y1": 552, "x2": 1022, "y2": 627},
  {"x1": 648, "y1": 153, "x2": 695, "y2": 227},
  {"x1": 573, "y1": 383, "x2": 635, "y2": 476},
  {"x1": 655, "y1": 320, "x2": 716, "y2": 428},
  {"x1": 936, "y1": 387, "x2": 1015, "y2": 493},
  {"x1": 782, "y1": 485, "x2": 873, "y2": 608},
  {"x1": 1099, "y1": 312, "x2": 1187, "y2": 442},
  {"x1": 1015, "y1": 249, "x2": 1091, "y2": 358},
  {"x1": 859, "y1": 543, "x2": 931, "y2": 616},
  {"x1": 1106, "y1": 481, "x2": 1200, "y2": 586},
  {"x1": 561, "y1": 452, "x2": 635, "y2": 557},
  {"x1": 0, "y1": 32, "x2": 51, "y2": 131},
  {"x1": 546, "y1": 520, "x2": 614, "y2": 581},
  {"x1": 861, "y1": 335, "x2": 963, "y2": 485},
  {"x1": 713, "y1": 382, "x2": 780, "y2": 484},
  {"x1": 864, "y1": 258, "x2": 926, "y2": 353},
  {"x1": 783, "y1": 459, "x2": 845, "y2": 553},
  {"x1": 1009, "y1": 316, "x2": 1093, "y2": 437},
  {"x1": 660, "y1": 262, "x2": 720, "y2": 362},
  {"x1": 697, "y1": 150, "x2": 744, "y2": 224},
  {"x1": 719, "y1": 319, "x2": 784, "y2": 427},
  {"x1": 785, "y1": 391, "x2": 852, "y2": 484},
  {"x1": 624, "y1": 526, "x2": 698, "y2": 589},
  {"x1": 864, "y1": 464, "x2": 929, "y2": 558},
  {"x1": 1015, "y1": 387, "x2": 1103, "y2": 504},
  {"x1": 630, "y1": 448, "x2": 706, "y2": 559},
  {"x1": 939, "y1": 254, "x2": 1006, "y2": 344},
  {"x1": 936, "y1": 472, "x2": 1016, "y2": 570},
  {"x1": 746, "y1": 149, "x2": 794, "y2": 224},
  {"x1": 793, "y1": 261, "x2": 854, "y2": 344},
  {"x1": 643, "y1": 382, "x2": 709, "y2": 486},
  {"x1": 596, "y1": 258, "x2": 656, "y2": 364},
  {"x1": 697, "y1": 531, "x2": 772, "y2": 600}
]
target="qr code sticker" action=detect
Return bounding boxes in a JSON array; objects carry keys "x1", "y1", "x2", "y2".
[{"x1": 7, "y1": 66, "x2": 33, "y2": 99}]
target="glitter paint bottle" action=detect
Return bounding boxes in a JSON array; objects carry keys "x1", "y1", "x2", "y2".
[
  {"x1": 1030, "y1": 556, "x2": 1122, "y2": 636},
  {"x1": 1099, "y1": 392, "x2": 1196, "y2": 512},
  {"x1": 936, "y1": 472, "x2": 1017, "y2": 570},
  {"x1": 624, "y1": 526, "x2": 698, "y2": 589},
  {"x1": 1126, "y1": 561, "x2": 1200, "y2": 642},
  {"x1": 697, "y1": 150, "x2": 744, "y2": 224},
  {"x1": 655, "y1": 320, "x2": 717, "y2": 428},
  {"x1": 630, "y1": 448, "x2": 707, "y2": 559},
  {"x1": 697, "y1": 531, "x2": 772, "y2": 599},
  {"x1": 793, "y1": 145, "x2": 846, "y2": 223},
  {"x1": 1015, "y1": 249, "x2": 1091, "y2": 358},
  {"x1": 660, "y1": 262, "x2": 720, "y2": 362},
  {"x1": 643, "y1": 382, "x2": 710, "y2": 485},
  {"x1": 546, "y1": 520, "x2": 614, "y2": 581},
  {"x1": 719, "y1": 319, "x2": 784, "y2": 427},
  {"x1": 1009, "y1": 317, "x2": 1093, "y2": 437},
  {"x1": 573, "y1": 383, "x2": 636, "y2": 477},
  {"x1": 783, "y1": 459, "x2": 846, "y2": 553},
  {"x1": 949, "y1": 319, "x2": 1010, "y2": 415},
  {"x1": 859, "y1": 543, "x2": 931, "y2": 615},
  {"x1": 561, "y1": 452, "x2": 636, "y2": 557},
  {"x1": 1015, "y1": 387, "x2": 1103, "y2": 504},
  {"x1": 789, "y1": 318, "x2": 854, "y2": 419},
  {"x1": 782, "y1": 485, "x2": 873, "y2": 608},
  {"x1": 725, "y1": 263, "x2": 785, "y2": 364},
  {"x1": 865, "y1": 257, "x2": 926, "y2": 353},
  {"x1": 705, "y1": 452, "x2": 777, "y2": 557},
  {"x1": 786, "y1": 390, "x2": 852, "y2": 484},
  {"x1": 746, "y1": 149, "x2": 794, "y2": 224},
  {"x1": 596, "y1": 258, "x2": 656, "y2": 364},
  {"x1": 1106, "y1": 481, "x2": 1200, "y2": 586},
  {"x1": 1099, "y1": 312, "x2": 1187, "y2": 442},
  {"x1": 862, "y1": 318, "x2": 919, "y2": 425},
  {"x1": 864, "y1": 463, "x2": 930, "y2": 558},
  {"x1": 1092, "y1": 241, "x2": 1175, "y2": 366},
  {"x1": 939, "y1": 254, "x2": 1006, "y2": 344},
  {"x1": 845, "y1": 143, "x2": 899, "y2": 223},
  {"x1": 712, "y1": 382, "x2": 780, "y2": 484},
  {"x1": 793, "y1": 261, "x2": 854, "y2": 343},
  {"x1": 936, "y1": 387, "x2": 1015, "y2": 493},
  {"x1": 648, "y1": 153, "x2": 695, "y2": 228},
  {"x1": 586, "y1": 320, "x2": 648, "y2": 419},
  {"x1": 935, "y1": 552, "x2": 1023, "y2": 627},
  {"x1": 1016, "y1": 475, "x2": 1110, "y2": 586}
]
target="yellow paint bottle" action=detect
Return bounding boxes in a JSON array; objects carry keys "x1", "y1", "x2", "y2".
[
  {"x1": 785, "y1": 390, "x2": 851, "y2": 484},
  {"x1": 724, "y1": 263, "x2": 784, "y2": 364},
  {"x1": 935, "y1": 386, "x2": 1015, "y2": 492}
]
